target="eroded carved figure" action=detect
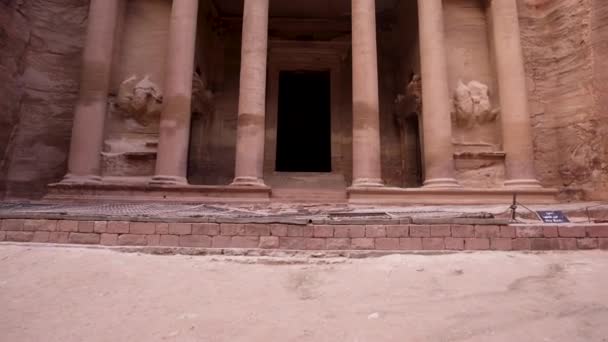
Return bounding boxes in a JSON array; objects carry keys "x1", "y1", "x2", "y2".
[
  {"x1": 452, "y1": 80, "x2": 500, "y2": 128},
  {"x1": 116, "y1": 75, "x2": 164, "y2": 126},
  {"x1": 406, "y1": 73, "x2": 422, "y2": 114},
  {"x1": 394, "y1": 73, "x2": 422, "y2": 125},
  {"x1": 191, "y1": 72, "x2": 214, "y2": 117}
]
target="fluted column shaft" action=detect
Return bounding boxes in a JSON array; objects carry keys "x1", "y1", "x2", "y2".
[
  {"x1": 152, "y1": 0, "x2": 200, "y2": 185},
  {"x1": 62, "y1": 0, "x2": 120, "y2": 184},
  {"x1": 231, "y1": 0, "x2": 270, "y2": 187},
  {"x1": 490, "y1": 0, "x2": 541, "y2": 188},
  {"x1": 417, "y1": 0, "x2": 460, "y2": 188},
  {"x1": 351, "y1": 0, "x2": 384, "y2": 187}
]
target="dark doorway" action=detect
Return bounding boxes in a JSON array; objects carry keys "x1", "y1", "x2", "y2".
[{"x1": 275, "y1": 70, "x2": 331, "y2": 172}]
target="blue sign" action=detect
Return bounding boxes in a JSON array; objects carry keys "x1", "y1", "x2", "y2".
[{"x1": 537, "y1": 211, "x2": 570, "y2": 224}]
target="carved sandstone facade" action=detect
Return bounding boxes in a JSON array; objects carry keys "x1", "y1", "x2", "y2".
[{"x1": 1, "y1": 0, "x2": 607, "y2": 203}]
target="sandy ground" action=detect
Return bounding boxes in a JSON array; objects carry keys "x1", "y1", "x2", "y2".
[{"x1": 1, "y1": 244, "x2": 607, "y2": 342}]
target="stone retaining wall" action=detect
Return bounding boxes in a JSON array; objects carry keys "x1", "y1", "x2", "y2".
[{"x1": 2, "y1": 219, "x2": 608, "y2": 251}]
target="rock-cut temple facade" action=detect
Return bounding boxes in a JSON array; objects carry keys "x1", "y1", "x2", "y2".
[{"x1": 1, "y1": 0, "x2": 607, "y2": 204}]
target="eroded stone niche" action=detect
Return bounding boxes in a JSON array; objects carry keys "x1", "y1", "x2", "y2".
[
  {"x1": 376, "y1": 3, "x2": 409, "y2": 188},
  {"x1": 102, "y1": 0, "x2": 170, "y2": 181},
  {"x1": 391, "y1": 0, "x2": 506, "y2": 189},
  {"x1": 103, "y1": 0, "x2": 220, "y2": 183},
  {"x1": 189, "y1": 2, "x2": 235, "y2": 186},
  {"x1": 393, "y1": 0, "x2": 423, "y2": 187},
  {"x1": 444, "y1": 0, "x2": 504, "y2": 188}
]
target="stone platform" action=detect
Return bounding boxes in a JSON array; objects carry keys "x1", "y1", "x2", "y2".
[
  {"x1": 1, "y1": 201, "x2": 607, "y2": 252},
  {"x1": 46, "y1": 182, "x2": 559, "y2": 204},
  {"x1": 347, "y1": 186, "x2": 559, "y2": 204},
  {"x1": 46, "y1": 183, "x2": 272, "y2": 202}
]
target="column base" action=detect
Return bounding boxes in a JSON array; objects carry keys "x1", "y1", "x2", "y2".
[
  {"x1": 149, "y1": 175, "x2": 188, "y2": 186},
  {"x1": 504, "y1": 179, "x2": 542, "y2": 188},
  {"x1": 423, "y1": 178, "x2": 461, "y2": 189},
  {"x1": 60, "y1": 174, "x2": 103, "y2": 185},
  {"x1": 351, "y1": 178, "x2": 384, "y2": 188},
  {"x1": 230, "y1": 176, "x2": 268, "y2": 188}
]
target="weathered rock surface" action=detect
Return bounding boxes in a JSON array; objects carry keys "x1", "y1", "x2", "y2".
[
  {"x1": 0, "y1": 0, "x2": 87, "y2": 199},
  {"x1": 0, "y1": 0, "x2": 606, "y2": 200},
  {"x1": 519, "y1": 0, "x2": 608, "y2": 200}
]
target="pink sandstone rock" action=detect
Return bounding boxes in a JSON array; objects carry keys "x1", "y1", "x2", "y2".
[{"x1": 0, "y1": 0, "x2": 606, "y2": 201}]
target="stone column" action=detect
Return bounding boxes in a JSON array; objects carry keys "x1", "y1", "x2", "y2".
[
  {"x1": 417, "y1": 0, "x2": 460, "y2": 188},
  {"x1": 61, "y1": 0, "x2": 120, "y2": 184},
  {"x1": 490, "y1": 0, "x2": 541, "y2": 188},
  {"x1": 231, "y1": 0, "x2": 270, "y2": 187},
  {"x1": 351, "y1": 0, "x2": 383, "y2": 187},
  {"x1": 151, "y1": 0, "x2": 200, "y2": 185}
]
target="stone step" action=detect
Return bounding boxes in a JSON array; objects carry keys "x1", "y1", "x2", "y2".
[
  {"x1": 271, "y1": 188, "x2": 347, "y2": 203},
  {"x1": 1, "y1": 218, "x2": 607, "y2": 252}
]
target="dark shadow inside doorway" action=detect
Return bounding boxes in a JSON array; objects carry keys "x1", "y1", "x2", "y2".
[{"x1": 275, "y1": 70, "x2": 331, "y2": 172}]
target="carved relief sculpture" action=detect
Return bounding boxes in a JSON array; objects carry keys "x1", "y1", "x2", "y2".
[
  {"x1": 452, "y1": 80, "x2": 500, "y2": 128},
  {"x1": 394, "y1": 73, "x2": 422, "y2": 125},
  {"x1": 406, "y1": 73, "x2": 422, "y2": 114},
  {"x1": 191, "y1": 72, "x2": 214, "y2": 117},
  {"x1": 116, "y1": 75, "x2": 164, "y2": 126}
]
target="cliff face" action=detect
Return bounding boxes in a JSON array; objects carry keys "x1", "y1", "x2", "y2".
[
  {"x1": 590, "y1": 0, "x2": 608, "y2": 199},
  {"x1": 0, "y1": 0, "x2": 606, "y2": 200},
  {"x1": 0, "y1": 0, "x2": 29, "y2": 198},
  {"x1": 519, "y1": 0, "x2": 608, "y2": 199},
  {"x1": 0, "y1": 0, "x2": 87, "y2": 199}
]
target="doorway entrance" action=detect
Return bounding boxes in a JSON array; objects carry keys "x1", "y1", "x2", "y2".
[{"x1": 275, "y1": 70, "x2": 331, "y2": 172}]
